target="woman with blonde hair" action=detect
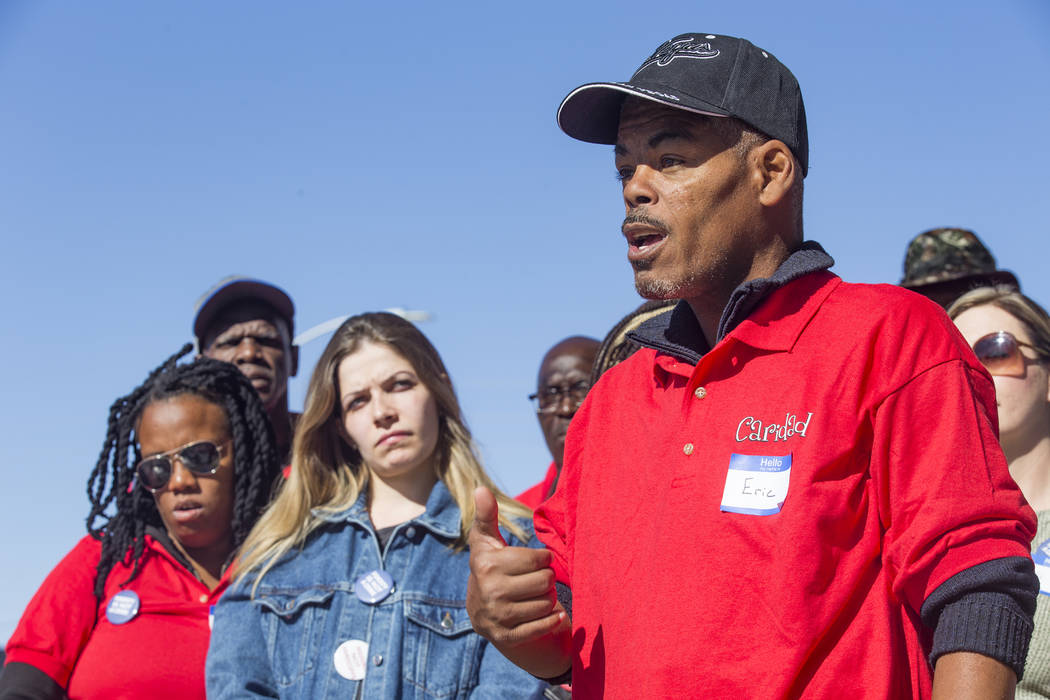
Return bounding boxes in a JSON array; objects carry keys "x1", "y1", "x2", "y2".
[
  {"x1": 949, "y1": 286, "x2": 1050, "y2": 699},
  {"x1": 206, "y1": 312, "x2": 546, "y2": 698}
]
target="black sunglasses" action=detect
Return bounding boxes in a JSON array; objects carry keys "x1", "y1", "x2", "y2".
[{"x1": 135, "y1": 440, "x2": 228, "y2": 493}]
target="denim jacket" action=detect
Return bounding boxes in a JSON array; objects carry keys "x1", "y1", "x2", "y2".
[{"x1": 206, "y1": 481, "x2": 547, "y2": 699}]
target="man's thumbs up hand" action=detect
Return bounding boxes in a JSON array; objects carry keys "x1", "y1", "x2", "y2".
[{"x1": 466, "y1": 487, "x2": 567, "y2": 648}]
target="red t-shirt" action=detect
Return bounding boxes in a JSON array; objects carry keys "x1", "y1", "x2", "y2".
[
  {"x1": 534, "y1": 272, "x2": 1036, "y2": 699},
  {"x1": 517, "y1": 461, "x2": 559, "y2": 510},
  {"x1": 5, "y1": 534, "x2": 228, "y2": 699}
]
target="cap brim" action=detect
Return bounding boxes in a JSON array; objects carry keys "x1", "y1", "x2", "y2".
[
  {"x1": 901, "y1": 270, "x2": 1020, "y2": 292},
  {"x1": 557, "y1": 82, "x2": 730, "y2": 144}
]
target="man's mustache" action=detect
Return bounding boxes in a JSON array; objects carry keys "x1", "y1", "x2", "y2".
[{"x1": 622, "y1": 211, "x2": 670, "y2": 235}]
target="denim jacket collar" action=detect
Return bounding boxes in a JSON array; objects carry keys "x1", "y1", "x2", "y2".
[{"x1": 311, "y1": 479, "x2": 462, "y2": 540}]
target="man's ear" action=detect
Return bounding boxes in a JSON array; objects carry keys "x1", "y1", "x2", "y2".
[
  {"x1": 290, "y1": 345, "x2": 300, "y2": 378},
  {"x1": 754, "y1": 139, "x2": 797, "y2": 207}
]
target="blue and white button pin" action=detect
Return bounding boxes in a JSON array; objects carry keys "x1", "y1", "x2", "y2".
[
  {"x1": 354, "y1": 570, "x2": 394, "y2": 604},
  {"x1": 1034, "y1": 538, "x2": 1050, "y2": 596},
  {"x1": 105, "y1": 590, "x2": 140, "y2": 625}
]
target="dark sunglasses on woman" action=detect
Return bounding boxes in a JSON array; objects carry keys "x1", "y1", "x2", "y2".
[
  {"x1": 971, "y1": 331, "x2": 1047, "y2": 377},
  {"x1": 135, "y1": 440, "x2": 227, "y2": 493}
]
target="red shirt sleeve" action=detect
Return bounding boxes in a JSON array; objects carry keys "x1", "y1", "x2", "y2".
[
  {"x1": 5, "y1": 536, "x2": 104, "y2": 687},
  {"x1": 873, "y1": 356, "x2": 1036, "y2": 612}
]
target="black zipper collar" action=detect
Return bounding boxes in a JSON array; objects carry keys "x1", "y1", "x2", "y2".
[{"x1": 626, "y1": 241, "x2": 835, "y2": 364}]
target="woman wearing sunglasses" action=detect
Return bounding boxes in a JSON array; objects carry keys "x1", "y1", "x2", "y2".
[
  {"x1": 0, "y1": 347, "x2": 280, "y2": 699},
  {"x1": 949, "y1": 286, "x2": 1050, "y2": 699},
  {"x1": 206, "y1": 312, "x2": 547, "y2": 698}
]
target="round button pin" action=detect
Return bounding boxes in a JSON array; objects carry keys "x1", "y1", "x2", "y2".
[
  {"x1": 1035, "y1": 537, "x2": 1050, "y2": 567},
  {"x1": 105, "y1": 590, "x2": 140, "y2": 625},
  {"x1": 1034, "y1": 537, "x2": 1050, "y2": 596},
  {"x1": 333, "y1": 639, "x2": 368, "y2": 681},
  {"x1": 354, "y1": 569, "x2": 394, "y2": 605}
]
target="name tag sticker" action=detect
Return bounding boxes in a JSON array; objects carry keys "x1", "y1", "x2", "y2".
[
  {"x1": 720, "y1": 453, "x2": 791, "y2": 516},
  {"x1": 1034, "y1": 538, "x2": 1050, "y2": 596}
]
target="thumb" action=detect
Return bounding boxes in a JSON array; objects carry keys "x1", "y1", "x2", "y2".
[{"x1": 471, "y1": 486, "x2": 507, "y2": 548}]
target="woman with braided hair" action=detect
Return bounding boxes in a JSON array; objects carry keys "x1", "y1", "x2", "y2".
[{"x1": 0, "y1": 346, "x2": 280, "y2": 700}]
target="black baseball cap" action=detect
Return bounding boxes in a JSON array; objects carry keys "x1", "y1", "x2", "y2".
[
  {"x1": 557, "y1": 33, "x2": 808, "y2": 176},
  {"x1": 192, "y1": 276, "x2": 295, "y2": 350}
]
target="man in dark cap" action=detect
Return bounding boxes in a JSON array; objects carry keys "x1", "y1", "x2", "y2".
[
  {"x1": 194, "y1": 276, "x2": 299, "y2": 461},
  {"x1": 900, "y1": 227, "x2": 1019, "y2": 308},
  {"x1": 466, "y1": 33, "x2": 1036, "y2": 698}
]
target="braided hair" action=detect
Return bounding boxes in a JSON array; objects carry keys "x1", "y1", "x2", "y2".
[
  {"x1": 86, "y1": 344, "x2": 280, "y2": 599},
  {"x1": 591, "y1": 299, "x2": 678, "y2": 383}
]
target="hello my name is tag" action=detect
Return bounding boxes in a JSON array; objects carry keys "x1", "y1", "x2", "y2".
[{"x1": 720, "y1": 453, "x2": 791, "y2": 516}]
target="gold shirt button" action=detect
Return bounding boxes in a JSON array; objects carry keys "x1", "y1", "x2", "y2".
[
  {"x1": 683, "y1": 443, "x2": 695, "y2": 455},
  {"x1": 694, "y1": 387, "x2": 707, "y2": 399},
  {"x1": 199, "y1": 594, "x2": 208, "y2": 603}
]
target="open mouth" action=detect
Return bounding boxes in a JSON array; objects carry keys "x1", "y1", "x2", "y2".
[
  {"x1": 633, "y1": 232, "x2": 665, "y2": 249},
  {"x1": 625, "y1": 227, "x2": 668, "y2": 260}
]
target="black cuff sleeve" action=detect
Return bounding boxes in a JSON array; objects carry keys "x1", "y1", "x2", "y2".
[
  {"x1": 537, "y1": 583, "x2": 573, "y2": 686},
  {"x1": 919, "y1": 556, "x2": 1037, "y2": 679},
  {"x1": 0, "y1": 661, "x2": 68, "y2": 700}
]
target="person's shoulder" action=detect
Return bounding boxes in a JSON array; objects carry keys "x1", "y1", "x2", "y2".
[
  {"x1": 61, "y1": 534, "x2": 104, "y2": 565},
  {"x1": 832, "y1": 280, "x2": 942, "y2": 314},
  {"x1": 822, "y1": 281, "x2": 974, "y2": 381},
  {"x1": 827, "y1": 281, "x2": 959, "y2": 336},
  {"x1": 589, "y1": 345, "x2": 658, "y2": 393}
]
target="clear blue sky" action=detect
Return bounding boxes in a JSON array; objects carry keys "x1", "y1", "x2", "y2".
[{"x1": 2, "y1": 0, "x2": 1048, "y2": 640}]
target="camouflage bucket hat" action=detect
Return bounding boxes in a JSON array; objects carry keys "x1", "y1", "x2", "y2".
[{"x1": 900, "y1": 228, "x2": 1018, "y2": 289}]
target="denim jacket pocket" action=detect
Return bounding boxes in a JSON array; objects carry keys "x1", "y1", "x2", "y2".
[
  {"x1": 403, "y1": 597, "x2": 482, "y2": 698},
  {"x1": 254, "y1": 586, "x2": 338, "y2": 688}
]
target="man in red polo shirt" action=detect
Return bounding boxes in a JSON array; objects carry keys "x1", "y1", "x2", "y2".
[{"x1": 466, "y1": 33, "x2": 1038, "y2": 698}]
